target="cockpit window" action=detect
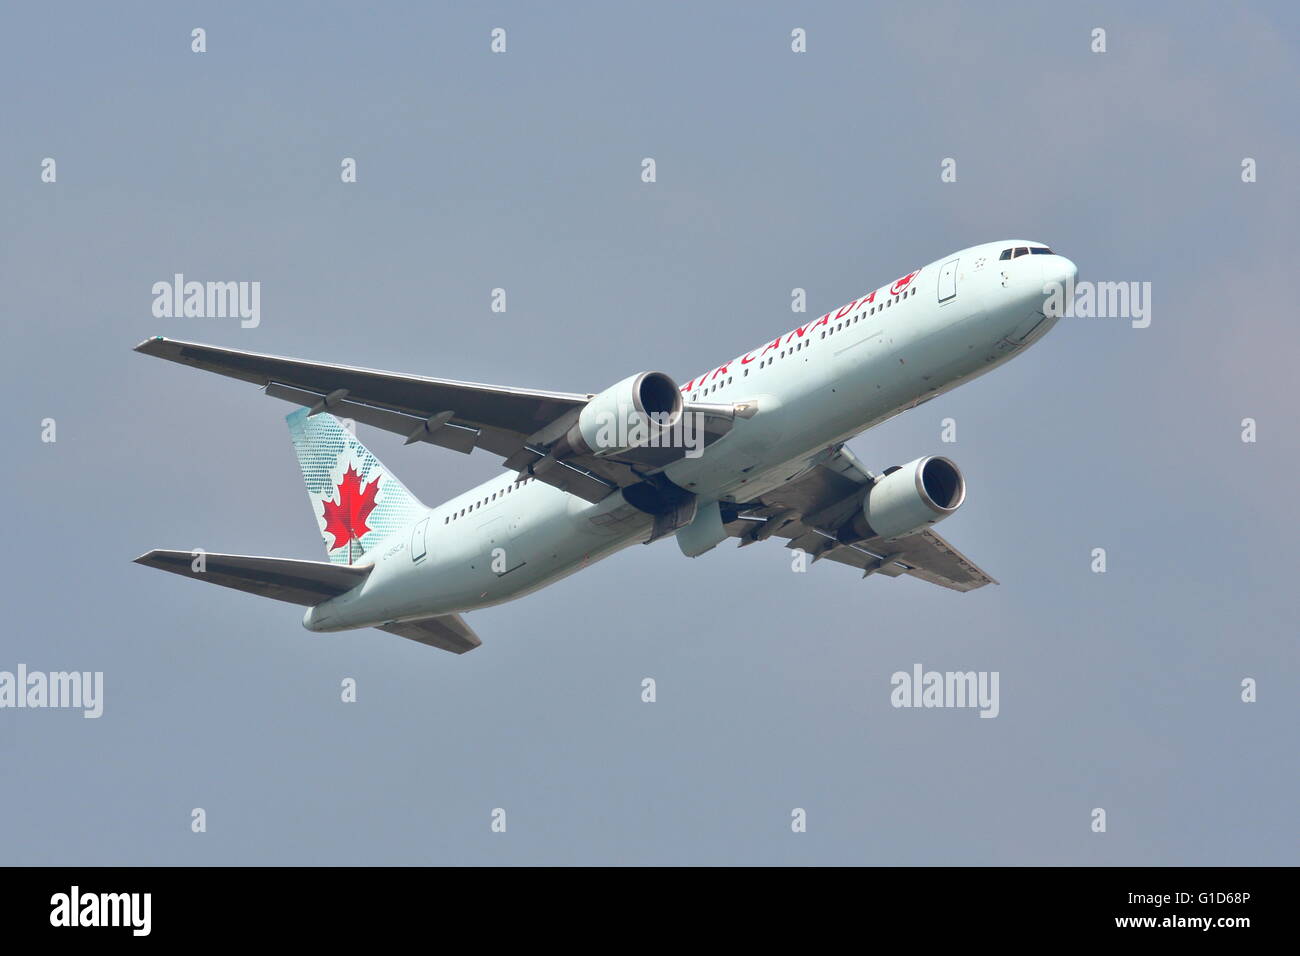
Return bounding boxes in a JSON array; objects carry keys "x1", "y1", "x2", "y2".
[{"x1": 1001, "y1": 246, "x2": 1055, "y2": 259}]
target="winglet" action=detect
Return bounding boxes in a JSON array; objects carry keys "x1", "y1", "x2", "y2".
[{"x1": 134, "y1": 336, "x2": 170, "y2": 355}]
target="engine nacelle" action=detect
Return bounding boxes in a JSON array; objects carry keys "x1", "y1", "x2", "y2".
[
  {"x1": 847, "y1": 456, "x2": 966, "y2": 541},
  {"x1": 563, "y1": 371, "x2": 683, "y2": 458}
]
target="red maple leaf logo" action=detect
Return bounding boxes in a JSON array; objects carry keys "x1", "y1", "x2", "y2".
[{"x1": 321, "y1": 464, "x2": 380, "y2": 554}]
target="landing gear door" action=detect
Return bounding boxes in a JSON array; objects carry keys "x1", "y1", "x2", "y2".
[{"x1": 938, "y1": 259, "x2": 958, "y2": 302}]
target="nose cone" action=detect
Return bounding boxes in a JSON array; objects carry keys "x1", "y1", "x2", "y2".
[{"x1": 1041, "y1": 255, "x2": 1078, "y2": 290}]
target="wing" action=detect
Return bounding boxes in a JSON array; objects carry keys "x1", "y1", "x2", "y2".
[
  {"x1": 723, "y1": 445, "x2": 996, "y2": 592},
  {"x1": 135, "y1": 337, "x2": 734, "y2": 504}
]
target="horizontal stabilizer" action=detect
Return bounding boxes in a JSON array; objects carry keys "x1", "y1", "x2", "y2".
[
  {"x1": 377, "y1": 615, "x2": 482, "y2": 654},
  {"x1": 134, "y1": 550, "x2": 371, "y2": 606}
]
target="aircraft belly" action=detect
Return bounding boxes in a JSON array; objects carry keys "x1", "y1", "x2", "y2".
[{"x1": 449, "y1": 506, "x2": 649, "y2": 612}]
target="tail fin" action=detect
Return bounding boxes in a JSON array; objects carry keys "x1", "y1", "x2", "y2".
[{"x1": 286, "y1": 408, "x2": 427, "y2": 565}]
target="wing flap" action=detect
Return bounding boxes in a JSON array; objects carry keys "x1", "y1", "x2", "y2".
[
  {"x1": 887, "y1": 529, "x2": 997, "y2": 591},
  {"x1": 264, "y1": 380, "x2": 486, "y2": 455}
]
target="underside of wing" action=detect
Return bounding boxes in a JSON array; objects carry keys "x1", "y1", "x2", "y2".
[
  {"x1": 723, "y1": 445, "x2": 997, "y2": 592},
  {"x1": 779, "y1": 527, "x2": 995, "y2": 591}
]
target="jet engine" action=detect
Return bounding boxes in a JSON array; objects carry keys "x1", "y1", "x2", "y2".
[
  {"x1": 556, "y1": 371, "x2": 684, "y2": 458},
  {"x1": 844, "y1": 456, "x2": 966, "y2": 541}
]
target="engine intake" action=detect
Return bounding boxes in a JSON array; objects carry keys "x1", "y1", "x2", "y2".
[
  {"x1": 562, "y1": 371, "x2": 684, "y2": 458},
  {"x1": 846, "y1": 456, "x2": 966, "y2": 541}
]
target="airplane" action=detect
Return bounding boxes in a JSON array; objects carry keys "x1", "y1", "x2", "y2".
[{"x1": 134, "y1": 240, "x2": 1076, "y2": 654}]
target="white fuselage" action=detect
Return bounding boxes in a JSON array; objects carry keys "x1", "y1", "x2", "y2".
[{"x1": 305, "y1": 240, "x2": 1075, "y2": 632}]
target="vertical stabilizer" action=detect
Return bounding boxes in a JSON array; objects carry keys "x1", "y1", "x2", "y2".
[{"x1": 286, "y1": 409, "x2": 426, "y2": 565}]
